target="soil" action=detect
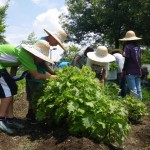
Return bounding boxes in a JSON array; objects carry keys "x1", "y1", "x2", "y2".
[{"x1": 0, "y1": 93, "x2": 150, "y2": 150}]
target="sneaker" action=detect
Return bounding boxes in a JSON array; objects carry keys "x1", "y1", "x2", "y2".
[
  {"x1": 7, "y1": 117, "x2": 24, "y2": 129},
  {"x1": 0, "y1": 119, "x2": 15, "y2": 134}
]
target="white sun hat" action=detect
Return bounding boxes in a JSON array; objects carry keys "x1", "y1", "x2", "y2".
[
  {"x1": 119, "y1": 30, "x2": 142, "y2": 41},
  {"x1": 21, "y1": 40, "x2": 54, "y2": 64},
  {"x1": 87, "y1": 46, "x2": 115, "y2": 63},
  {"x1": 44, "y1": 28, "x2": 67, "y2": 51}
]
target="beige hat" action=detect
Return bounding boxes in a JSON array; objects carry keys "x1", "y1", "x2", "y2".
[
  {"x1": 119, "y1": 30, "x2": 142, "y2": 41},
  {"x1": 87, "y1": 46, "x2": 115, "y2": 63},
  {"x1": 44, "y1": 28, "x2": 67, "y2": 51},
  {"x1": 21, "y1": 40, "x2": 54, "y2": 64}
]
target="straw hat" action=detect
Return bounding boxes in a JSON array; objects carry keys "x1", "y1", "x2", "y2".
[
  {"x1": 44, "y1": 28, "x2": 67, "y2": 51},
  {"x1": 119, "y1": 30, "x2": 142, "y2": 41},
  {"x1": 87, "y1": 46, "x2": 115, "y2": 63},
  {"x1": 21, "y1": 40, "x2": 54, "y2": 64}
]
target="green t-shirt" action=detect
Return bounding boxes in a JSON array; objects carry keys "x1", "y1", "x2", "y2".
[{"x1": 0, "y1": 44, "x2": 37, "y2": 71}]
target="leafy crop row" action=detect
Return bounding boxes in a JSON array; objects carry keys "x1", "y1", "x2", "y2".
[{"x1": 33, "y1": 66, "x2": 148, "y2": 146}]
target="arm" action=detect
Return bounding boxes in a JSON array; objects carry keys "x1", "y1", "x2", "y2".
[
  {"x1": 39, "y1": 62, "x2": 56, "y2": 75},
  {"x1": 101, "y1": 67, "x2": 106, "y2": 82},
  {"x1": 98, "y1": 67, "x2": 106, "y2": 83},
  {"x1": 122, "y1": 57, "x2": 129, "y2": 71},
  {"x1": 73, "y1": 55, "x2": 81, "y2": 66},
  {"x1": 29, "y1": 70, "x2": 57, "y2": 80}
]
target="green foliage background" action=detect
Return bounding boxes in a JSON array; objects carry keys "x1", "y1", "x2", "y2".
[
  {"x1": 61, "y1": 0, "x2": 150, "y2": 48},
  {"x1": 0, "y1": 4, "x2": 8, "y2": 44}
]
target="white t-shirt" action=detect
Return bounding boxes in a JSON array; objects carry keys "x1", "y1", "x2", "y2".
[{"x1": 113, "y1": 53, "x2": 125, "y2": 73}]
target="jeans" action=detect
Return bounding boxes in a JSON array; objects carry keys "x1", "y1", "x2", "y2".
[{"x1": 125, "y1": 74, "x2": 142, "y2": 100}]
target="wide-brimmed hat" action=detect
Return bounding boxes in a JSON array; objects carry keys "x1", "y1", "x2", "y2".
[
  {"x1": 109, "y1": 49, "x2": 122, "y2": 54},
  {"x1": 87, "y1": 46, "x2": 115, "y2": 63},
  {"x1": 21, "y1": 40, "x2": 54, "y2": 64},
  {"x1": 44, "y1": 28, "x2": 67, "y2": 51},
  {"x1": 119, "y1": 30, "x2": 142, "y2": 41}
]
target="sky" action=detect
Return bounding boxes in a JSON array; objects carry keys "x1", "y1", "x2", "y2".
[{"x1": 0, "y1": 0, "x2": 67, "y2": 61}]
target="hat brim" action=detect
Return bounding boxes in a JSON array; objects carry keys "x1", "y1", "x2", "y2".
[
  {"x1": 44, "y1": 29, "x2": 66, "y2": 51},
  {"x1": 21, "y1": 44, "x2": 54, "y2": 64},
  {"x1": 119, "y1": 37, "x2": 142, "y2": 41},
  {"x1": 87, "y1": 52, "x2": 115, "y2": 63}
]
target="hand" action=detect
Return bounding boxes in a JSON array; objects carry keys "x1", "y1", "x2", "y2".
[
  {"x1": 50, "y1": 75, "x2": 58, "y2": 78},
  {"x1": 121, "y1": 71, "x2": 125, "y2": 78},
  {"x1": 100, "y1": 79, "x2": 105, "y2": 83}
]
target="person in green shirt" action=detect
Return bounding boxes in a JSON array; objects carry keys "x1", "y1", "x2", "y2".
[
  {"x1": 0, "y1": 40, "x2": 57, "y2": 135},
  {"x1": 25, "y1": 28, "x2": 67, "y2": 123}
]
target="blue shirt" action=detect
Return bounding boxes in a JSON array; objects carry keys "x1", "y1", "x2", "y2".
[{"x1": 57, "y1": 61, "x2": 70, "y2": 68}]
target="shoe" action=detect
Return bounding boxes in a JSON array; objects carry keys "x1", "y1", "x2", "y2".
[
  {"x1": 26, "y1": 109, "x2": 38, "y2": 124},
  {"x1": 0, "y1": 119, "x2": 15, "y2": 134},
  {"x1": 26, "y1": 109, "x2": 36, "y2": 120},
  {"x1": 7, "y1": 117, "x2": 24, "y2": 129}
]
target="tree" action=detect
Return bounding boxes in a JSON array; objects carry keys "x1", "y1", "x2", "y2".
[
  {"x1": 61, "y1": 0, "x2": 150, "y2": 48},
  {"x1": 21, "y1": 32, "x2": 37, "y2": 44},
  {"x1": 0, "y1": 4, "x2": 8, "y2": 44},
  {"x1": 59, "y1": 45, "x2": 80, "y2": 62}
]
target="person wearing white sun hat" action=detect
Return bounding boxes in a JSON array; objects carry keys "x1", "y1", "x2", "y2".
[
  {"x1": 86, "y1": 46, "x2": 115, "y2": 83},
  {"x1": 119, "y1": 30, "x2": 142, "y2": 100},
  {"x1": 0, "y1": 40, "x2": 57, "y2": 134},
  {"x1": 24, "y1": 28, "x2": 67, "y2": 122},
  {"x1": 42, "y1": 28, "x2": 67, "y2": 51}
]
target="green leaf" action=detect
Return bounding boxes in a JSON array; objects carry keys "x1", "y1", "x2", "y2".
[
  {"x1": 82, "y1": 116, "x2": 94, "y2": 128},
  {"x1": 67, "y1": 101, "x2": 78, "y2": 113},
  {"x1": 85, "y1": 102, "x2": 94, "y2": 108}
]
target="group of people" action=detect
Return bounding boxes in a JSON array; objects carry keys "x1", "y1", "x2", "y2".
[
  {"x1": 0, "y1": 28, "x2": 67, "y2": 134},
  {"x1": 71, "y1": 30, "x2": 143, "y2": 101},
  {"x1": 0, "y1": 29, "x2": 143, "y2": 135}
]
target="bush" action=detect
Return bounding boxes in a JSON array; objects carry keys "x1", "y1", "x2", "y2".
[{"x1": 35, "y1": 66, "x2": 147, "y2": 146}]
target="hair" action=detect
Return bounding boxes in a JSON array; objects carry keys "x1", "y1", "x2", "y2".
[
  {"x1": 125, "y1": 40, "x2": 139, "y2": 46},
  {"x1": 84, "y1": 47, "x2": 94, "y2": 56},
  {"x1": 111, "y1": 50, "x2": 121, "y2": 55}
]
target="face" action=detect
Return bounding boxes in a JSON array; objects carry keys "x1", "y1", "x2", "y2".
[
  {"x1": 34, "y1": 56, "x2": 44, "y2": 64},
  {"x1": 47, "y1": 36, "x2": 59, "y2": 46}
]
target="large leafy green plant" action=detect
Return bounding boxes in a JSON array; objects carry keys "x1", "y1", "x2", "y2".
[
  {"x1": 103, "y1": 82, "x2": 148, "y2": 123},
  {"x1": 109, "y1": 62, "x2": 118, "y2": 71},
  {"x1": 35, "y1": 66, "x2": 131, "y2": 146}
]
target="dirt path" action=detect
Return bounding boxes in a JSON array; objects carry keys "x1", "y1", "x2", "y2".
[{"x1": 0, "y1": 93, "x2": 150, "y2": 150}]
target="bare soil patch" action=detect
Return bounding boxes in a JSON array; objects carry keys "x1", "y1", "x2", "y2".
[{"x1": 0, "y1": 93, "x2": 150, "y2": 150}]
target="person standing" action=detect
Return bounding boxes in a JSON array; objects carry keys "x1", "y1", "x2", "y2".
[
  {"x1": 110, "y1": 49, "x2": 126, "y2": 97},
  {"x1": 71, "y1": 47, "x2": 94, "y2": 69},
  {"x1": 119, "y1": 30, "x2": 142, "y2": 100}
]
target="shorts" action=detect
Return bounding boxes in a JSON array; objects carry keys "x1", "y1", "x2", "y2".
[{"x1": 0, "y1": 69, "x2": 18, "y2": 98}]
